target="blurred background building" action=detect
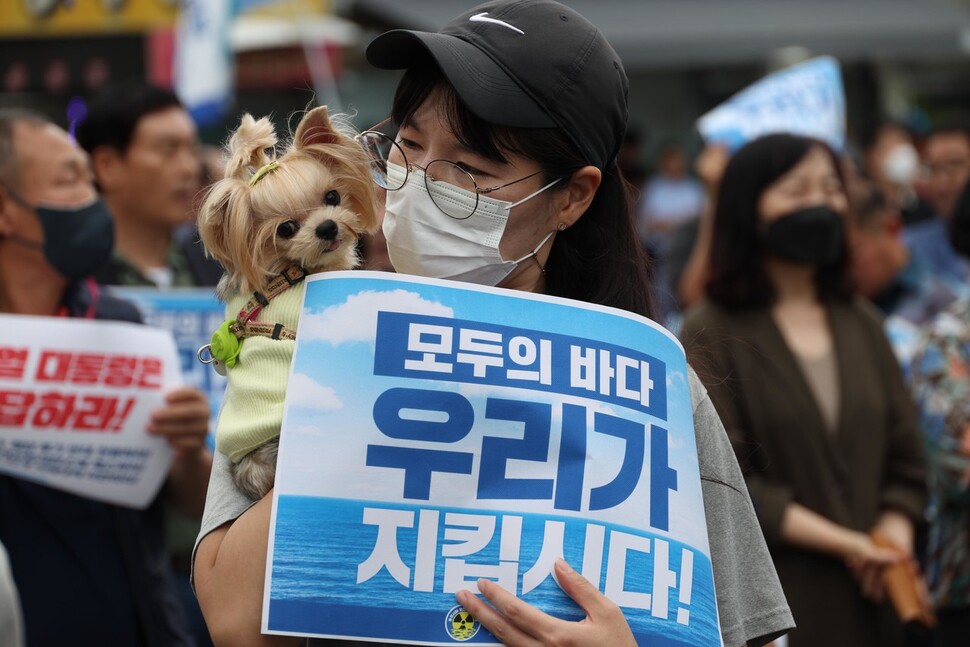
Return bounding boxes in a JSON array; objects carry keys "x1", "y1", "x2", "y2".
[{"x1": 2, "y1": 0, "x2": 970, "y2": 165}]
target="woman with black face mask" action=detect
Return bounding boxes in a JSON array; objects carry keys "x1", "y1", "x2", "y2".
[{"x1": 680, "y1": 134, "x2": 927, "y2": 647}]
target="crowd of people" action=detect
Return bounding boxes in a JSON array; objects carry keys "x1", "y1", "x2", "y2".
[{"x1": 1, "y1": 0, "x2": 969, "y2": 645}]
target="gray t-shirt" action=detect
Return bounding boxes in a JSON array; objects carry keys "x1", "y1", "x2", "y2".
[{"x1": 194, "y1": 367, "x2": 794, "y2": 647}]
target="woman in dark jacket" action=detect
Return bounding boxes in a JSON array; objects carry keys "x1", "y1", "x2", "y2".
[{"x1": 680, "y1": 134, "x2": 927, "y2": 647}]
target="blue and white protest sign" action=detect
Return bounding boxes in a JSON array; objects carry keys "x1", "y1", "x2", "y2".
[
  {"x1": 109, "y1": 287, "x2": 226, "y2": 427},
  {"x1": 0, "y1": 314, "x2": 181, "y2": 508},
  {"x1": 264, "y1": 272, "x2": 720, "y2": 646},
  {"x1": 697, "y1": 56, "x2": 846, "y2": 153}
]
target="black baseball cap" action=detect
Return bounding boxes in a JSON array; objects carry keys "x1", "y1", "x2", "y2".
[{"x1": 366, "y1": 0, "x2": 629, "y2": 170}]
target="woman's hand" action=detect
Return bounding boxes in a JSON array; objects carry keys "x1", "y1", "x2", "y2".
[
  {"x1": 779, "y1": 502, "x2": 903, "y2": 602},
  {"x1": 455, "y1": 558, "x2": 636, "y2": 647},
  {"x1": 844, "y1": 530, "x2": 902, "y2": 602},
  {"x1": 872, "y1": 510, "x2": 915, "y2": 556}
]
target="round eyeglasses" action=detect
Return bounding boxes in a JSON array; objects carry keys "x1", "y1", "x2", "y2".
[{"x1": 355, "y1": 125, "x2": 544, "y2": 220}]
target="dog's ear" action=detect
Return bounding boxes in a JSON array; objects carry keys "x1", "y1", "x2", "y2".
[
  {"x1": 294, "y1": 106, "x2": 341, "y2": 150},
  {"x1": 225, "y1": 114, "x2": 277, "y2": 181},
  {"x1": 200, "y1": 113, "x2": 276, "y2": 278},
  {"x1": 196, "y1": 181, "x2": 232, "y2": 270}
]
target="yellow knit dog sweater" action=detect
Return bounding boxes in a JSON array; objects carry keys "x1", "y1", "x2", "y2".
[{"x1": 215, "y1": 283, "x2": 304, "y2": 463}]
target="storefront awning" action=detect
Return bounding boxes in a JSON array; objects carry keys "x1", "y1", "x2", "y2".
[
  {"x1": 231, "y1": 14, "x2": 361, "y2": 52},
  {"x1": 340, "y1": 0, "x2": 970, "y2": 68}
]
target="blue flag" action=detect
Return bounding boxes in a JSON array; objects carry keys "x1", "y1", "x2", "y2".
[{"x1": 697, "y1": 56, "x2": 846, "y2": 153}]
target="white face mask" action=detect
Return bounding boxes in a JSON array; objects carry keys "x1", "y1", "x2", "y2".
[
  {"x1": 882, "y1": 143, "x2": 919, "y2": 186},
  {"x1": 382, "y1": 162, "x2": 560, "y2": 286}
]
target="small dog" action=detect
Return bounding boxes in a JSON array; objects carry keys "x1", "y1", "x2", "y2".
[{"x1": 198, "y1": 106, "x2": 379, "y2": 500}]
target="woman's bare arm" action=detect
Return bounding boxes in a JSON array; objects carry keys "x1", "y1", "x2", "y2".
[{"x1": 194, "y1": 490, "x2": 301, "y2": 647}]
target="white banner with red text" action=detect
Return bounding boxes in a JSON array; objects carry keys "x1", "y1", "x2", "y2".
[{"x1": 0, "y1": 314, "x2": 181, "y2": 508}]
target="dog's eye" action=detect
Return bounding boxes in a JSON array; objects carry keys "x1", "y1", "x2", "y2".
[
  {"x1": 323, "y1": 190, "x2": 341, "y2": 206},
  {"x1": 276, "y1": 220, "x2": 299, "y2": 239}
]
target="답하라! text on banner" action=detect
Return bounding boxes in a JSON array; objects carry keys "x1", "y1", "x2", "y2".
[
  {"x1": 264, "y1": 272, "x2": 721, "y2": 646},
  {"x1": 0, "y1": 314, "x2": 181, "y2": 509}
]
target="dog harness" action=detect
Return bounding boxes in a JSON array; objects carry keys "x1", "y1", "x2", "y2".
[{"x1": 198, "y1": 265, "x2": 307, "y2": 372}]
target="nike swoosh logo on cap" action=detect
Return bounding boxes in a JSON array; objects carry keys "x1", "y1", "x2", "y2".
[{"x1": 469, "y1": 12, "x2": 525, "y2": 34}]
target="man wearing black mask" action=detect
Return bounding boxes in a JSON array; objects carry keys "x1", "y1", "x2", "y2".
[{"x1": 0, "y1": 109, "x2": 212, "y2": 646}]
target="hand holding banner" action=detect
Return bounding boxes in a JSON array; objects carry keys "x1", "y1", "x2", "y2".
[{"x1": 0, "y1": 314, "x2": 182, "y2": 508}]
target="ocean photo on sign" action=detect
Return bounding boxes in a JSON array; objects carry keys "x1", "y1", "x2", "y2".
[
  {"x1": 263, "y1": 272, "x2": 722, "y2": 646},
  {"x1": 270, "y1": 497, "x2": 718, "y2": 645}
]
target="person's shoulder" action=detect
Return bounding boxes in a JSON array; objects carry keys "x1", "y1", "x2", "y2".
[
  {"x1": 686, "y1": 364, "x2": 708, "y2": 412},
  {"x1": 95, "y1": 291, "x2": 143, "y2": 324},
  {"x1": 62, "y1": 279, "x2": 141, "y2": 323}
]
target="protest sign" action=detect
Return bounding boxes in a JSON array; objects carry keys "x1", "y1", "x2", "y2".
[
  {"x1": 263, "y1": 272, "x2": 720, "y2": 646},
  {"x1": 0, "y1": 314, "x2": 182, "y2": 508},
  {"x1": 697, "y1": 56, "x2": 846, "y2": 153},
  {"x1": 109, "y1": 287, "x2": 227, "y2": 426}
]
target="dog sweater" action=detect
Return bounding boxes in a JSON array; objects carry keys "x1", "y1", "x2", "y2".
[{"x1": 215, "y1": 282, "x2": 304, "y2": 463}]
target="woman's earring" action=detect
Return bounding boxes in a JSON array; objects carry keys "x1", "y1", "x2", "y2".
[{"x1": 557, "y1": 222, "x2": 567, "y2": 231}]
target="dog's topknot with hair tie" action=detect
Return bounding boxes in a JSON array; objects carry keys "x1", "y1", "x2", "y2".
[{"x1": 248, "y1": 160, "x2": 280, "y2": 187}]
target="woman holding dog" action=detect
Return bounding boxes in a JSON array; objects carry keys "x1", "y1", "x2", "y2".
[{"x1": 193, "y1": 2, "x2": 794, "y2": 645}]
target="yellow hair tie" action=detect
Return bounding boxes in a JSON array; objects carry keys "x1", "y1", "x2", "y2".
[{"x1": 249, "y1": 160, "x2": 280, "y2": 186}]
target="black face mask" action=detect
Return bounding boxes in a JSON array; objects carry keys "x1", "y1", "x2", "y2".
[
  {"x1": 3, "y1": 191, "x2": 115, "y2": 280},
  {"x1": 763, "y1": 205, "x2": 843, "y2": 265}
]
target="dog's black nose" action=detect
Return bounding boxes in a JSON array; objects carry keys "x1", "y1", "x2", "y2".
[{"x1": 316, "y1": 220, "x2": 338, "y2": 241}]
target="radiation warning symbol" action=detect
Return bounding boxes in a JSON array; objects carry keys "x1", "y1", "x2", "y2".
[{"x1": 445, "y1": 605, "x2": 480, "y2": 641}]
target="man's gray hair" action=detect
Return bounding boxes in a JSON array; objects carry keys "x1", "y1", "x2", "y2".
[{"x1": 0, "y1": 109, "x2": 51, "y2": 190}]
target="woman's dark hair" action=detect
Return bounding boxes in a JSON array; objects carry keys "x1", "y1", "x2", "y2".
[
  {"x1": 706, "y1": 133, "x2": 852, "y2": 309},
  {"x1": 391, "y1": 65, "x2": 655, "y2": 320},
  {"x1": 948, "y1": 179, "x2": 970, "y2": 259}
]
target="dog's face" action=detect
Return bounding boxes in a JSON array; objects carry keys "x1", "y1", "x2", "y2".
[
  {"x1": 199, "y1": 106, "x2": 380, "y2": 294},
  {"x1": 250, "y1": 155, "x2": 368, "y2": 276}
]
